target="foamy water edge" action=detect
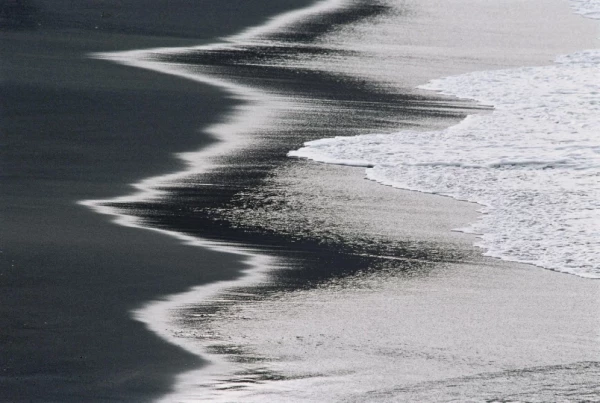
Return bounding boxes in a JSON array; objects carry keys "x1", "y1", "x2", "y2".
[{"x1": 290, "y1": 0, "x2": 600, "y2": 279}]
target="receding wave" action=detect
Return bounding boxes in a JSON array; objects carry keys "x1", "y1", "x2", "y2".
[{"x1": 290, "y1": 2, "x2": 600, "y2": 279}]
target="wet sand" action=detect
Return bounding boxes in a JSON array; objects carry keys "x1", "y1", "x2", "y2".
[
  {"x1": 192, "y1": 164, "x2": 600, "y2": 401},
  {"x1": 2, "y1": 0, "x2": 599, "y2": 401},
  {"x1": 91, "y1": 0, "x2": 599, "y2": 400},
  {"x1": 1, "y1": 1, "x2": 314, "y2": 401}
]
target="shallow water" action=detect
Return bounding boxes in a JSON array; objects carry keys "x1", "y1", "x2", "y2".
[{"x1": 292, "y1": 1, "x2": 600, "y2": 279}]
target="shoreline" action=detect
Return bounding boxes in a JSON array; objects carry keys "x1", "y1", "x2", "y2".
[
  {"x1": 80, "y1": 0, "x2": 600, "y2": 400},
  {"x1": 0, "y1": 33, "x2": 245, "y2": 402},
  {"x1": 3, "y1": 0, "x2": 599, "y2": 401},
  {"x1": 1, "y1": 0, "x2": 319, "y2": 401}
]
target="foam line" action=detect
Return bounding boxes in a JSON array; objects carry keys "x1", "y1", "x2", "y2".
[{"x1": 289, "y1": 0, "x2": 600, "y2": 279}]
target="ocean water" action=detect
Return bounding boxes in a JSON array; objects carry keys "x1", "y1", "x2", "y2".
[{"x1": 291, "y1": 1, "x2": 600, "y2": 279}]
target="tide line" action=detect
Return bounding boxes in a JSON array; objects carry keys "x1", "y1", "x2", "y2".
[{"x1": 78, "y1": 0, "x2": 349, "y2": 401}]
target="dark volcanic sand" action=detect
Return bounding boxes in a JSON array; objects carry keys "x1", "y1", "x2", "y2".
[
  {"x1": 79, "y1": 1, "x2": 600, "y2": 400},
  {"x1": 0, "y1": 1, "x2": 480, "y2": 400},
  {"x1": 5, "y1": 0, "x2": 597, "y2": 401},
  {"x1": 97, "y1": 2, "x2": 477, "y2": 296},
  {"x1": 0, "y1": 1, "x2": 315, "y2": 401}
]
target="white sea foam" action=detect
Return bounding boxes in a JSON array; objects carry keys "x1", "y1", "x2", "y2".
[
  {"x1": 571, "y1": 0, "x2": 600, "y2": 18},
  {"x1": 290, "y1": 5, "x2": 600, "y2": 278}
]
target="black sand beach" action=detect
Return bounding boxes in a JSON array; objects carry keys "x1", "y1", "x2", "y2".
[
  {"x1": 2, "y1": 0, "x2": 599, "y2": 401},
  {"x1": 1, "y1": 1, "x2": 316, "y2": 401}
]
